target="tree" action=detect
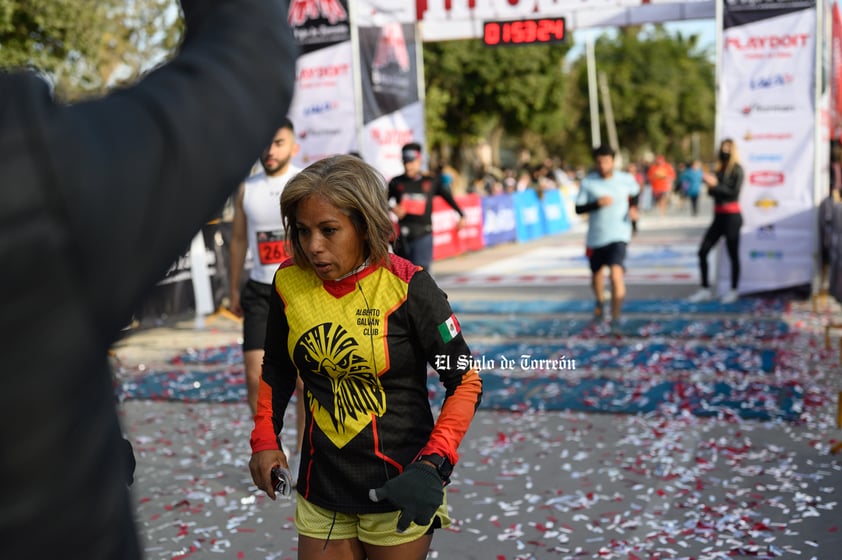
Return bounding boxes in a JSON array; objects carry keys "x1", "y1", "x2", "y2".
[
  {"x1": 423, "y1": 38, "x2": 573, "y2": 174},
  {"x1": 567, "y1": 25, "x2": 715, "y2": 163},
  {"x1": 0, "y1": 0, "x2": 182, "y2": 100}
]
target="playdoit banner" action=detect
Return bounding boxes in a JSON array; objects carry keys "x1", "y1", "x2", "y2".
[{"x1": 717, "y1": 0, "x2": 819, "y2": 295}]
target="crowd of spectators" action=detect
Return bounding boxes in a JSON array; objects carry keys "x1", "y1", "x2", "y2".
[{"x1": 438, "y1": 153, "x2": 711, "y2": 219}]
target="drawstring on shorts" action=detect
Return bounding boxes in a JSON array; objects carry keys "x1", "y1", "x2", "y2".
[{"x1": 323, "y1": 510, "x2": 337, "y2": 551}]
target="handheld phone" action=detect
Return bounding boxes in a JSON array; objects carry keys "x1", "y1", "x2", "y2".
[{"x1": 270, "y1": 466, "x2": 293, "y2": 497}]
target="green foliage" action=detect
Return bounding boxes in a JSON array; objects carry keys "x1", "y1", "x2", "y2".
[
  {"x1": 0, "y1": 0, "x2": 182, "y2": 100},
  {"x1": 568, "y1": 25, "x2": 715, "y2": 164},
  {"x1": 423, "y1": 38, "x2": 572, "y2": 169},
  {"x1": 424, "y1": 24, "x2": 715, "y2": 171}
]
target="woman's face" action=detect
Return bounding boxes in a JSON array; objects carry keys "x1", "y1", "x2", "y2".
[{"x1": 295, "y1": 194, "x2": 366, "y2": 281}]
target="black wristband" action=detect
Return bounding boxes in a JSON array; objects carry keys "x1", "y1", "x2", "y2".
[{"x1": 417, "y1": 453, "x2": 453, "y2": 485}]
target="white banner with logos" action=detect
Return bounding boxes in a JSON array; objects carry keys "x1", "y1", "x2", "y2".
[
  {"x1": 285, "y1": 0, "x2": 424, "y2": 180},
  {"x1": 288, "y1": 41, "x2": 358, "y2": 166},
  {"x1": 717, "y1": 3, "x2": 819, "y2": 295},
  {"x1": 286, "y1": 0, "x2": 356, "y2": 165}
]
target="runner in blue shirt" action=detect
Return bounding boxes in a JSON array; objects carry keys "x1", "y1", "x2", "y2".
[{"x1": 575, "y1": 145, "x2": 640, "y2": 334}]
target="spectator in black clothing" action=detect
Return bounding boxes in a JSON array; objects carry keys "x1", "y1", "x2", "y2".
[
  {"x1": 388, "y1": 142, "x2": 464, "y2": 271},
  {"x1": 688, "y1": 139, "x2": 745, "y2": 304},
  {"x1": 0, "y1": 1, "x2": 297, "y2": 558}
]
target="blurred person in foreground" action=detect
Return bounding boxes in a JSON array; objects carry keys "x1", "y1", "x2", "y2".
[
  {"x1": 249, "y1": 155, "x2": 483, "y2": 560},
  {"x1": 0, "y1": 1, "x2": 297, "y2": 558},
  {"x1": 688, "y1": 138, "x2": 745, "y2": 304},
  {"x1": 576, "y1": 145, "x2": 640, "y2": 335}
]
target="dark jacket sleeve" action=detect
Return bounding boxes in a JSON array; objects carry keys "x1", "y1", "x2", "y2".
[
  {"x1": 0, "y1": 2, "x2": 297, "y2": 559},
  {"x1": 435, "y1": 177, "x2": 464, "y2": 216},
  {"x1": 37, "y1": 0, "x2": 298, "y2": 342},
  {"x1": 576, "y1": 201, "x2": 600, "y2": 214},
  {"x1": 711, "y1": 164, "x2": 745, "y2": 204}
]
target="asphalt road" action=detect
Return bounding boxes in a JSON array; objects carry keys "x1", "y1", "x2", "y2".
[{"x1": 115, "y1": 196, "x2": 842, "y2": 560}]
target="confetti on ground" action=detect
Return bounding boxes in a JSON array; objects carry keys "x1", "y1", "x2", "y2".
[{"x1": 114, "y1": 296, "x2": 842, "y2": 559}]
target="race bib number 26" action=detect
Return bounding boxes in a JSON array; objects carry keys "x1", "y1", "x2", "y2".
[{"x1": 257, "y1": 230, "x2": 287, "y2": 265}]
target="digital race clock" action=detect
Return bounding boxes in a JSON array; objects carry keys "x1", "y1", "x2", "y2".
[{"x1": 482, "y1": 17, "x2": 567, "y2": 47}]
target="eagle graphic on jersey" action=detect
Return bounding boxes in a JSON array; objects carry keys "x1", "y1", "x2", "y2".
[{"x1": 294, "y1": 322, "x2": 385, "y2": 448}]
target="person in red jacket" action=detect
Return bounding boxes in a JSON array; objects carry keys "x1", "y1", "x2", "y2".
[{"x1": 647, "y1": 155, "x2": 676, "y2": 216}]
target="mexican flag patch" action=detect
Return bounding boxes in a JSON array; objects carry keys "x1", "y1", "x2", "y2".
[{"x1": 437, "y1": 313, "x2": 461, "y2": 343}]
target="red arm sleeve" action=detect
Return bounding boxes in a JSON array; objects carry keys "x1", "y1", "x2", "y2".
[{"x1": 250, "y1": 277, "x2": 298, "y2": 453}]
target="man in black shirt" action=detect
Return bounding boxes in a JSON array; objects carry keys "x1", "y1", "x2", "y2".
[{"x1": 387, "y1": 142, "x2": 465, "y2": 271}]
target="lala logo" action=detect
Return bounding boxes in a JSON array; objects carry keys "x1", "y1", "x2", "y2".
[{"x1": 749, "y1": 73, "x2": 794, "y2": 89}]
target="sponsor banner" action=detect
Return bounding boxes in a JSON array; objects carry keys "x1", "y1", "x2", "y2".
[
  {"x1": 358, "y1": 22, "x2": 420, "y2": 124},
  {"x1": 833, "y1": 2, "x2": 842, "y2": 138},
  {"x1": 720, "y1": 11, "x2": 815, "y2": 114},
  {"x1": 481, "y1": 193, "x2": 518, "y2": 247},
  {"x1": 539, "y1": 188, "x2": 572, "y2": 235},
  {"x1": 362, "y1": 102, "x2": 423, "y2": 179},
  {"x1": 724, "y1": 0, "x2": 816, "y2": 28},
  {"x1": 718, "y1": 0, "x2": 817, "y2": 295},
  {"x1": 355, "y1": 1, "x2": 415, "y2": 26},
  {"x1": 288, "y1": 0, "x2": 351, "y2": 55},
  {"x1": 432, "y1": 194, "x2": 484, "y2": 260},
  {"x1": 718, "y1": 218, "x2": 816, "y2": 293},
  {"x1": 416, "y1": 0, "x2": 716, "y2": 41},
  {"x1": 358, "y1": 0, "x2": 425, "y2": 180},
  {"x1": 288, "y1": 33, "x2": 357, "y2": 167},
  {"x1": 513, "y1": 189, "x2": 546, "y2": 243},
  {"x1": 729, "y1": 120, "x2": 816, "y2": 222}
]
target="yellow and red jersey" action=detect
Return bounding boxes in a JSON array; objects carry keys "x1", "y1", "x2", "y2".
[{"x1": 250, "y1": 254, "x2": 482, "y2": 513}]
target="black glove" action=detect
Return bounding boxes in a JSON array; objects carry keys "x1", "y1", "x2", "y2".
[{"x1": 369, "y1": 462, "x2": 444, "y2": 533}]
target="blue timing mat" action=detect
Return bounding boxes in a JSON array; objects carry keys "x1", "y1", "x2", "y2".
[
  {"x1": 462, "y1": 317, "x2": 789, "y2": 340},
  {"x1": 118, "y1": 364, "x2": 801, "y2": 421},
  {"x1": 450, "y1": 298, "x2": 786, "y2": 315},
  {"x1": 468, "y1": 341, "x2": 777, "y2": 373},
  {"x1": 430, "y1": 374, "x2": 805, "y2": 421},
  {"x1": 117, "y1": 296, "x2": 801, "y2": 420}
]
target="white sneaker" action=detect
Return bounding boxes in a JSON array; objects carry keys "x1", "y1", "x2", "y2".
[
  {"x1": 688, "y1": 288, "x2": 712, "y2": 302},
  {"x1": 720, "y1": 289, "x2": 739, "y2": 304}
]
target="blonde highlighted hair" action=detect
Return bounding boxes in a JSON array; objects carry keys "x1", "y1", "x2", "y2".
[
  {"x1": 280, "y1": 154, "x2": 394, "y2": 271},
  {"x1": 714, "y1": 138, "x2": 740, "y2": 177}
]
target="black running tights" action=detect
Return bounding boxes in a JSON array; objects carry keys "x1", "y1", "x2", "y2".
[{"x1": 698, "y1": 212, "x2": 743, "y2": 289}]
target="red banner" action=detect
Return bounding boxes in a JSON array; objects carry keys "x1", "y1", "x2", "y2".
[
  {"x1": 833, "y1": 2, "x2": 842, "y2": 139},
  {"x1": 432, "y1": 194, "x2": 484, "y2": 260}
]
